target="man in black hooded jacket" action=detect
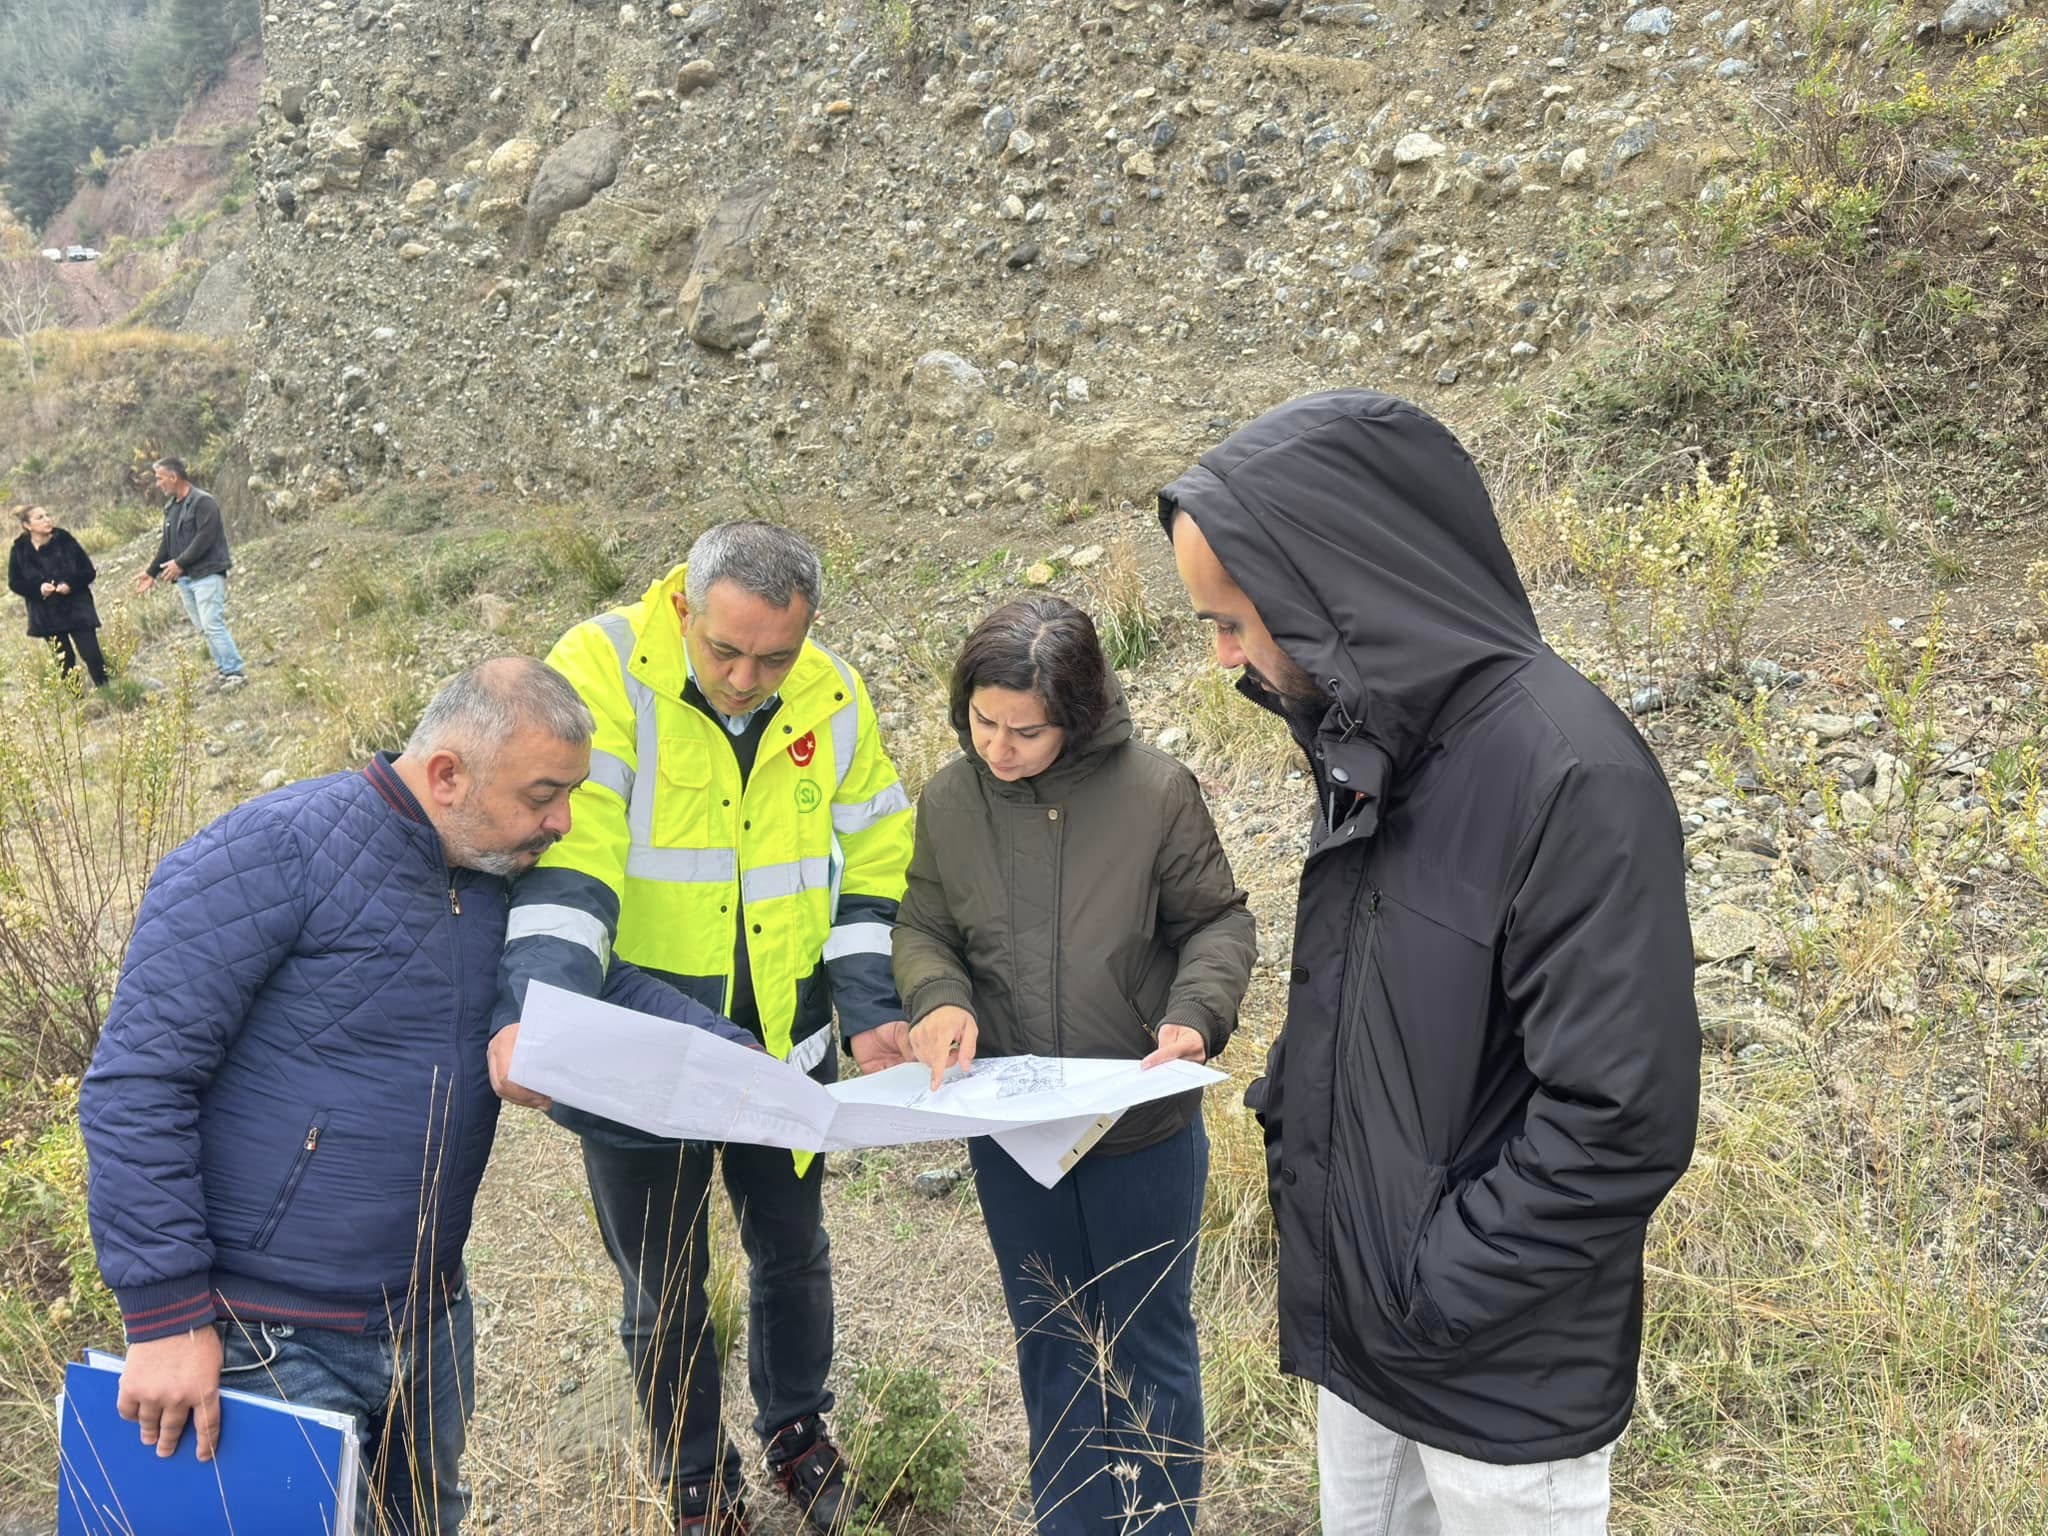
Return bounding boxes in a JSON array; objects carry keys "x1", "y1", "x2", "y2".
[{"x1": 1159, "y1": 390, "x2": 1699, "y2": 1532}]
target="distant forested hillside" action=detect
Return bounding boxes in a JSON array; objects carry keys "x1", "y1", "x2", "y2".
[{"x1": 0, "y1": 0, "x2": 260, "y2": 232}]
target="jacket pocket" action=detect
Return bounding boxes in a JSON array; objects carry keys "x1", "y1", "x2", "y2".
[
  {"x1": 1399, "y1": 1163, "x2": 1456, "y2": 1346},
  {"x1": 250, "y1": 1111, "x2": 329, "y2": 1251},
  {"x1": 656, "y1": 736, "x2": 712, "y2": 789},
  {"x1": 653, "y1": 736, "x2": 719, "y2": 849},
  {"x1": 1110, "y1": 985, "x2": 1157, "y2": 1051}
]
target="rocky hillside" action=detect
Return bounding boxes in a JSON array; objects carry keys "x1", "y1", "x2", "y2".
[{"x1": 240, "y1": 0, "x2": 1887, "y2": 517}]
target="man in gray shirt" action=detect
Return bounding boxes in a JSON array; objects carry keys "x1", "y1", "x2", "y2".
[{"x1": 133, "y1": 456, "x2": 245, "y2": 689}]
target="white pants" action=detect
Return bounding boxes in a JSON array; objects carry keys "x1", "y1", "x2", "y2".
[{"x1": 1317, "y1": 1388, "x2": 1615, "y2": 1535}]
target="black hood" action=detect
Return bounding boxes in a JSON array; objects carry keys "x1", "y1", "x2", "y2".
[{"x1": 1159, "y1": 390, "x2": 1542, "y2": 789}]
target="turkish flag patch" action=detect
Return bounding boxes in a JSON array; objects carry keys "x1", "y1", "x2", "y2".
[{"x1": 789, "y1": 731, "x2": 817, "y2": 768}]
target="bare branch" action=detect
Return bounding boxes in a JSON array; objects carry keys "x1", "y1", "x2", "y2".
[{"x1": 0, "y1": 254, "x2": 60, "y2": 387}]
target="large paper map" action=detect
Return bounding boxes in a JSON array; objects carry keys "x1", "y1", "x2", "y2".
[{"x1": 509, "y1": 982, "x2": 1225, "y2": 1186}]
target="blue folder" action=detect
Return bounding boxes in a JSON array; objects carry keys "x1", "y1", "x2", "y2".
[{"x1": 56, "y1": 1352, "x2": 359, "y2": 1535}]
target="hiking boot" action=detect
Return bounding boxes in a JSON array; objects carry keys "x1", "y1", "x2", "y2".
[
  {"x1": 217, "y1": 672, "x2": 246, "y2": 691},
  {"x1": 765, "y1": 1415, "x2": 867, "y2": 1533},
  {"x1": 671, "y1": 1479, "x2": 753, "y2": 1536}
]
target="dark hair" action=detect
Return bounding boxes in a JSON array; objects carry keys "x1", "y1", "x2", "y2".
[
  {"x1": 154, "y1": 456, "x2": 189, "y2": 481},
  {"x1": 949, "y1": 597, "x2": 1113, "y2": 749}
]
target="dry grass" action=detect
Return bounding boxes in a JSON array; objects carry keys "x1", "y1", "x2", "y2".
[
  {"x1": 1176, "y1": 668, "x2": 1301, "y2": 793},
  {"x1": 1623, "y1": 1053, "x2": 2048, "y2": 1533},
  {"x1": 1086, "y1": 534, "x2": 1166, "y2": 672}
]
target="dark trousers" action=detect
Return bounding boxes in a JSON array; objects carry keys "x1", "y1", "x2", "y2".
[
  {"x1": 581, "y1": 1137, "x2": 835, "y2": 1500},
  {"x1": 969, "y1": 1115, "x2": 1209, "y2": 1536},
  {"x1": 49, "y1": 628, "x2": 107, "y2": 687}
]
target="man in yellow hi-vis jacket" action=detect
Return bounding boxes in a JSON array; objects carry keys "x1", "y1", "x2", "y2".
[{"x1": 489, "y1": 522, "x2": 912, "y2": 1535}]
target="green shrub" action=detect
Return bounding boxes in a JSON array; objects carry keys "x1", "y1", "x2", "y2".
[
  {"x1": 0, "y1": 1080, "x2": 108, "y2": 1321},
  {"x1": 844, "y1": 1361, "x2": 969, "y2": 1516},
  {"x1": 93, "y1": 499, "x2": 161, "y2": 542},
  {"x1": 1548, "y1": 456, "x2": 1781, "y2": 689}
]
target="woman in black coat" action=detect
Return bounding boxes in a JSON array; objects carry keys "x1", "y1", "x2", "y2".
[{"x1": 9, "y1": 504, "x2": 108, "y2": 687}]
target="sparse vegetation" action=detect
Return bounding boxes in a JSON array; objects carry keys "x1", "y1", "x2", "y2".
[
  {"x1": 1549, "y1": 455, "x2": 1782, "y2": 691},
  {"x1": 1509, "y1": 12, "x2": 2048, "y2": 552},
  {"x1": 0, "y1": 646, "x2": 196, "y2": 1079},
  {"x1": 1178, "y1": 668, "x2": 1300, "y2": 791},
  {"x1": 1087, "y1": 534, "x2": 1164, "y2": 671},
  {"x1": 540, "y1": 507, "x2": 629, "y2": 606},
  {"x1": 8, "y1": 2, "x2": 2048, "y2": 1530}
]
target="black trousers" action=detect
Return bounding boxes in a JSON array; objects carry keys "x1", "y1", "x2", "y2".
[
  {"x1": 50, "y1": 629, "x2": 107, "y2": 688},
  {"x1": 581, "y1": 1137, "x2": 835, "y2": 1500}
]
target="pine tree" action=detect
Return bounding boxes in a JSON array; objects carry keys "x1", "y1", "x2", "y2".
[
  {"x1": 1, "y1": 97, "x2": 92, "y2": 233},
  {"x1": 166, "y1": 0, "x2": 230, "y2": 101}
]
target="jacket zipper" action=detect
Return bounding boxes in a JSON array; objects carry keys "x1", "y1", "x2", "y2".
[
  {"x1": 435, "y1": 864, "x2": 465, "y2": 1283},
  {"x1": 251, "y1": 1113, "x2": 327, "y2": 1249},
  {"x1": 1048, "y1": 804, "x2": 1065, "y2": 1058}
]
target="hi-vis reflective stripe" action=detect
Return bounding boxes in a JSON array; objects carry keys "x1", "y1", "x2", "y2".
[
  {"x1": 788, "y1": 1027, "x2": 832, "y2": 1072},
  {"x1": 506, "y1": 903, "x2": 612, "y2": 962},
  {"x1": 821, "y1": 921, "x2": 892, "y2": 961},
  {"x1": 587, "y1": 749, "x2": 633, "y2": 802},
  {"x1": 816, "y1": 646, "x2": 860, "y2": 793},
  {"x1": 831, "y1": 783, "x2": 910, "y2": 836},
  {"x1": 740, "y1": 857, "x2": 831, "y2": 904},
  {"x1": 626, "y1": 846, "x2": 738, "y2": 884},
  {"x1": 593, "y1": 612, "x2": 662, "y2": 850}
]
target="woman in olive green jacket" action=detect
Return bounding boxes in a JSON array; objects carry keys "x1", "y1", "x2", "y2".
[{"x1": 893, "y1": 595, "x2": 1255, "y2": 1536}]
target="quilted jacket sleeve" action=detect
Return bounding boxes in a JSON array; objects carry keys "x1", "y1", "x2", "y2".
[
  {"x1": 80, "y1": 808, "x2": 312, "y2": 1343},
  {"x1": 598, "y1": 959, "x2": 758, "y2": 1050},
  {"x1": 891, "y1": 789, "x2": 977, "y2": 1026}
]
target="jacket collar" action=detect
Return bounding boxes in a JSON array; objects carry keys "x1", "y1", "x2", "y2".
[{"x1": 364, "y1": 752, "x2": 429, "y2": 825}]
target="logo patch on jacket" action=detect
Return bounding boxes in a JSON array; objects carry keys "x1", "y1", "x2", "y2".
[
  {"x1": 795, "y1": 780, "x2": 823, "y2": 813},
  {"x1": 789, "y1": 731, "x2": 817, "y2": 768}
]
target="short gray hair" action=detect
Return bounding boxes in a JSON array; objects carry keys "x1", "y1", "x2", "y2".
[
  {"x1": 405, "y1": 657, "x2": 594, "y2": 769},
  {"x1": 683, "y1": 521, "x2": 823, "y2": 615}
]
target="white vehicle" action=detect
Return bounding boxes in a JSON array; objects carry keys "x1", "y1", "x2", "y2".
[
  {"x1": 62, "y1": 245, "x2": 101, "y2": 262},
  {"x1": 40, "y1": 248, "x2": 63, "y2": 262}
]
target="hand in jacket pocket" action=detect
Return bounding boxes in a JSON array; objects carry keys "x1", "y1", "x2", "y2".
[{"x1": 1401, "y1": 1170, "x2": 1467, "y2": 1350}]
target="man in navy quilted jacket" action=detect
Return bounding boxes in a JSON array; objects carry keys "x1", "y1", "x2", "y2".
[{"x1": 80, "y1": 656, "x2": 755, "y2": 1536}]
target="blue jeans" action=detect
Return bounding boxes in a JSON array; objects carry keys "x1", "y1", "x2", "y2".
[
  {"x1": 970, "y1": 1115, "x2": 1209, "y2": 1536},
  {"x1": 218, "y1": 1287, "x2": 474, "y2": 1536},
  {"x1": 581, "y1": 1137, "x2": 835, "y2": 1503},
  {"x1": 174, "y1": 572, "x2": 244, "y2": 677}
]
